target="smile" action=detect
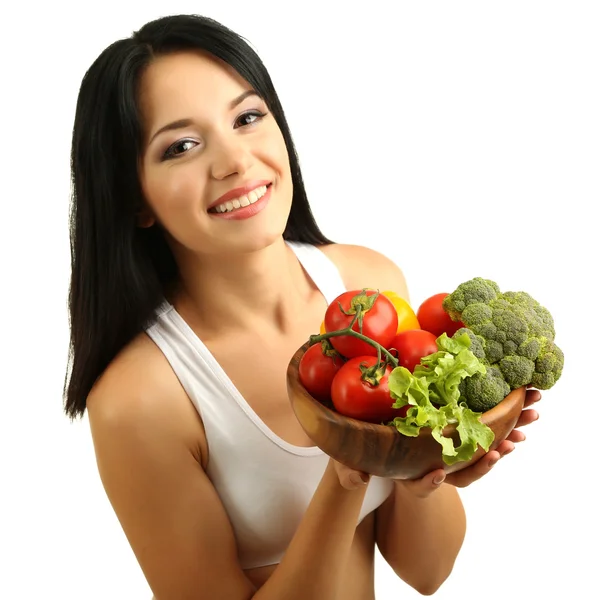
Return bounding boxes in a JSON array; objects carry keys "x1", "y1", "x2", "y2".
[{"x1": 209, "y1": 185, "x2": 269, "y2": 214}]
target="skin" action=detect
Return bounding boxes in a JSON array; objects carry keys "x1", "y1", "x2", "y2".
[{"x1": 86, "y1": 50, "x2": 541, "y2": 599}]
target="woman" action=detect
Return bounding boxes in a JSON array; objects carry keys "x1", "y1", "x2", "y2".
[{"x1": 63, "y1": 13, "x2": 540, "y2": 600}]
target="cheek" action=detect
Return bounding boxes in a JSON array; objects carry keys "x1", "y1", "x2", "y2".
[
  {"x1": 259, "y1": 123, "x2": 291, "y2": 177},
  {"x1": 142, "y1": 166, "x2": 204, "y2": 220},
  {"x1": 271, "y1": 145, "x2": 293, "y2": 194},
  {"x1": 275, "y1": 134, "x2": 291, "y2": 176}
]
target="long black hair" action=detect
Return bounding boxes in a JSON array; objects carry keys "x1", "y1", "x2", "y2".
[{"x1": 64, "y1": 14, "x2": 334, "y2": 420}]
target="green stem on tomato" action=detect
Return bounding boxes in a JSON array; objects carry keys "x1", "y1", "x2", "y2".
[{"x1": 309, "y1": 311, "x2": 399, "y2": 368}]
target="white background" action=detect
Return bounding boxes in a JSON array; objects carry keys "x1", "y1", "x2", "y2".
[{"x1": 1, "y1": 1, "x2": 598, "y2": 598}]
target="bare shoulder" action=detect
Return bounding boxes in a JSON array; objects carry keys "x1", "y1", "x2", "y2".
[
  {"x1": 85, "y1": 333, "x2": 254, "y2": 598},
  {"x1": 87, "y1": 332, "x2": 204, "y2": 463},
  {"x1": 318, "y1": 243, "x2": 410, "y2": 301}
]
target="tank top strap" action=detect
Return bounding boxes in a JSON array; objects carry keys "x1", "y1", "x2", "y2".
[{"x1": 285, "y1": 240, "x2": 347, "y2": 304}]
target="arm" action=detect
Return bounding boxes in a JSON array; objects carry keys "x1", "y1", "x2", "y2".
[
  {"x1": 322, "y1": 242, "x2": 539, "y2": 594},
  {"x1": 87, "y1": 338, "x2": 368, "y2": 600},
  {"x1": 375, "y1": 482, "x2": 466, "y2": 595},
  {"x1": 374, "y1": 390, "x2": 542, "y2": 596},
  {"x1": 256, "y1": 460, "x2": 368, "y2": 599},
  {"x1": 322, "y1": 243, "x2": 466, "y2": 593}
]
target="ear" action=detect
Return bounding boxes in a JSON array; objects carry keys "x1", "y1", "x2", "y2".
[{"x1": 136, "y1": 208, "x2": 156, "y2": 228}]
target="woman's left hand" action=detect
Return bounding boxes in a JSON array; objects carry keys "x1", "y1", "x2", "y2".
[
  {"x1": 396, "y1": 387, "x2": 542, "y2": 497},
  {"x1": 336, "y1": 388, "x2": 542, "y2": 494}
]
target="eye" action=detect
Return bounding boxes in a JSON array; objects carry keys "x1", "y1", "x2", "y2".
[
  {"x1": 162, "y1": 139, "x2": 198, "y2": 160},
  {"x1": 235, "y1": 110, "x2": 267, "y2": 128}
]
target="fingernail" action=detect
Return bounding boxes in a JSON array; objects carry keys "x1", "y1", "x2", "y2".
[
  {"x1": 433, "y1": 473, "x2": 446, "y2": 485},
  {"x1": 349, "y1": 473, "x2": 368, "y2": 486}
]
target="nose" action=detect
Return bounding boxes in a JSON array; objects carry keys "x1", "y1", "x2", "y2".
[{"x1": 210, "y1": 136, "x2": 253, "y2": 180}]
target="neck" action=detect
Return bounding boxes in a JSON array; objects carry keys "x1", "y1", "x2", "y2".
[{"x1": 171, "y1": 238, "x2": 314, "y2": 336}]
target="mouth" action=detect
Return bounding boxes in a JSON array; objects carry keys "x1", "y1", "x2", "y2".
[{"x1": 208, "y1": 183, "x2": 272, "y2": 214}]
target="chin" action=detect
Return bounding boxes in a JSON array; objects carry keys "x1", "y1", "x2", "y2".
[
  {"x1": 233, "y1": 228, "x2": 287, "y2": 254},
  {"x1": 227, "y1": 205, "x2": 291, "y2": 253}
]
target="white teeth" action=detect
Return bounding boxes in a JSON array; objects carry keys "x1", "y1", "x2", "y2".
[{"x1": 212, "y1": 185, "x2": 268, "y2": 214}]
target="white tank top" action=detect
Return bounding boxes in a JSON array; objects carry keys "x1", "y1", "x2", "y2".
[{"x1": 145, "y1": 240, "x2": 394, "y2": 570}]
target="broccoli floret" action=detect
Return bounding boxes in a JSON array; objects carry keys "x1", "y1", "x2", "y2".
[
  {"x1": 459, "y1": 304, "x2": 528, "y2": 364},
  {"x1": 483, "y1": 340, "x2": 505, "y2": 363},
  {"x1": 488, "y1": 297, "x2": 512, "y2": 311},
  {"x1": 502, "y1": 290, "x2": 536, "y2": 307},
  {"x1": 452, "y1": 327, "x2": 487, "y2": 362},
  {"x1": 490, "y1": 307, "x2": 529, "y2": 345},
  {"x1": 499, "y1": 355, "x2": 535, "y2": 389},
  {"x1": 452, "y1": 326, "x2": 505, "y2": 364},
  {"x1": 530, "y1": 339, "x2": 564, "y2": 389},
  {"x1": 461, "y1": 303, "x2": 493, "y2": 326},
  {"x1": 517, "y1": 337, "x2": 543, "y2": 361},
  {"x1": 443, "y1": 277, "x2": 563, "y2": 391},
  {"x1": 501, "y1": 292, "x2": 555, "y2": 340},
  {"x1": 442, "y1": 278, "x2": 500, "y2": 320},
  {"x1": 532, "y1": 304, "x2": 556, "y2": 339},
  {"x1": 460, "y1": 366, "x2": 510, "y2": 412}
]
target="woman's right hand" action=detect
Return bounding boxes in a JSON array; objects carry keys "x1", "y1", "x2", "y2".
[{"x1": 331, "y1": 459, "x2": 371, "y2": 490}]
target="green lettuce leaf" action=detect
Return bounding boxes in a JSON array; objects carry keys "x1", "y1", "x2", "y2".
[{"x1": 387, "y1": 332, "x2": 494, "y2": 465}]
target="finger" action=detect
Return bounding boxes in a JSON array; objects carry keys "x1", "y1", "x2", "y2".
[
  {"x1": 494, "y1": 439, "x2": 516, "y2": 455},
  {"x1": 506, "y1": 429, "x2": 526, "y2": 443},
  {"x1": 523, "y1": 389, "x2": 542, "y2": 408},
  {"x1": 445, "y1": 450, "x2": 502, "y2": 488},
  {"x1": 515, "y1": 408, "x2": 539, "y2": 428},
  {"x1": 334, "y1": 462, "x2": 370, "y2": 490},
  {"x1": 400, "y1": 468, "x2": 447, "y2": 498},
  {"x1": 342, "y1": 471, "x2": 370, "y2": 490}
]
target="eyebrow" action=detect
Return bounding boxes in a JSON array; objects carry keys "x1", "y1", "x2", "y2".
[{"x1": 148, "y1": 90, "x2": 260, "y2": 145}]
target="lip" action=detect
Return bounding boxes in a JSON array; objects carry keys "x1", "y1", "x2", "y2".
[
  {"x1": 209, "y1": 184, "x2": 272, "y2": 221},
  {"x1": 207, "y1": 180, "x2": 272, "y2": 212}
]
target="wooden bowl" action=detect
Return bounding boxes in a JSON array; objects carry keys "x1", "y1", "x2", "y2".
[{"x1": 287, "y1": 341, "x2": 526, "y2": 480}]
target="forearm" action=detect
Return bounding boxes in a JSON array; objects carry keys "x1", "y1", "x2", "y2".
[
  {"x1": 376, "y1": 481, "x2": 466, "y2": 595},
  {"x1": 253, "y1": 458, "x2": 367, "y2": 600}
]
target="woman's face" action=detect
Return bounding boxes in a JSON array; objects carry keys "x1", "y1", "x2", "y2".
[{"x1": 138, "y1": 51, "x2": 293, "y2": 257}]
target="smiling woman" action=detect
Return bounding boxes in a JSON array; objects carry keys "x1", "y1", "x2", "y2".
[{"x1": 62, "y1": 12, "x2": 540, "y2": 600}]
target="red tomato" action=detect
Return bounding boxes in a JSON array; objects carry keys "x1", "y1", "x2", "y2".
[
  {"x1": 299, "y1": 343, "x2": 345, "y2": 403},
  {"x1": 389, "y1": 329, "x2": 439, "y2": 372},
  {"x1": 417, "y1": 293, "x2": 464, "y2": 337},
  {"x1": 324, "y1": 290, "x2": 398, "y2": 358},
  {"x1": 330, "y1": 356, "x2": 408, "y2": 423}
]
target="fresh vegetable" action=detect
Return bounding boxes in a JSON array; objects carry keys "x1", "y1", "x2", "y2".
[
  {"x1": 381, "y1": 290, "x2": 421, "y2": 333},
  {"x1": 388, "y1": 329, "x2": 438, "y2": 373},
  {"x1": 443, "y1": 278, "x2": 564, "y2": 403},
  {"x1": 417, "y1": 292, "x2": 464, "y2": 337},
  {"x1": 298, "y1": 341, "x2": 345, "y2": 403},
  {"x1": 318, "y1": 289, "x2": 416, "y2": 338},
  {"x1": 330, "y1": 356, "x2": 408, "y2": 423},
  {"x1": 451, "y1": 327, "x2": 511, "y2": 412},
  {"x1": 388, "y1": 332, "x2": 494, "y2": 465},
  {"x1": 300, "y1": 279, "x2": 563, "y2": 468},
  {"x1": 323, "y1": 289, "x2": 398, "y2": 358},
  {"x1": 530, "y1": 339, "x2": 564, "y2": 390},
  {"x1": 442, "y1": 278, "x2": 501, "y2": 314},
  {"x1": 458, "y1": 367, "x2": 510, "y2": 413}
]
